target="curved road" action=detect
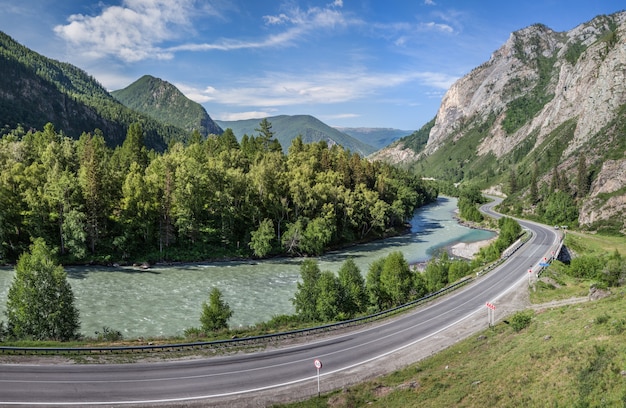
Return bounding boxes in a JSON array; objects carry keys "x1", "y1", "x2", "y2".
[{"x1": 0, "y1": 200, "x2": 561, "y2": 407}]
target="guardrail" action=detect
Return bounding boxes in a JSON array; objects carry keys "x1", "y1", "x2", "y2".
[
  {"x1": 0, "y1": 277, "x2": 473, "y2": 356},
  {"x1": 536, "y1": 233, "x2": 565, "y2": 278},
  {"x1": 1, "y1": 210, "x2": 538, "y2": 357}
]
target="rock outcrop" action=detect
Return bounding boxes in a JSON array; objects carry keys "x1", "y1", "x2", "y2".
[{"x1": 375, "y1": 11, "x2": 626, "y2": 232}]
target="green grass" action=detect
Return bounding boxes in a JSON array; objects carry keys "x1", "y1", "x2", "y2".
[
  {"x1": 277, "y1": 292, "x2": 626, "y2": 408},
  {"x1": 566, "y1": 230, "x2": 626, "y2": 256},
  {"x1": 276, "y1": 231, "x2": 626, "y2": 408}
]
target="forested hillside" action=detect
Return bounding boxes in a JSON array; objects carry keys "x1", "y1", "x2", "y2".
[
  {"x1": 112, "y1": 75, "x2": 223, "y2": 137},
  {"x1": 0, "y1": 122, "x2": 436, "y2": 264},
  {"x1": 0, "y1": 32, "x2": 187, "y2": 151},
  {"x1": 216, "y1": 115, "x2": 376, "y2": 156},
  {"x1": 336, "y1": 127, "x2": 411, "y2": 150}
]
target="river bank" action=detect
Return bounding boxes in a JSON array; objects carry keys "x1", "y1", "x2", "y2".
[
  {"x1": 448, "y1": 237, "x2": 497, "y2": 259},
  {"x1": 0, "y1": 197, "x2": 497, "y2": 338}
]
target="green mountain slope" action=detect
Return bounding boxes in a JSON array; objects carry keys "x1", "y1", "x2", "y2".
[
  {"x1": 217, "y1": 115, "x2": 376, "y2": 155},
  {"x1": 0, "y1": 32, "x2": 186, "y2": 151},
  {"x1": 334, "y1": 127, "x2": 412, "y2": 150},
  {"x1": 112, "y1": 75, "x2": 222, "y2": 137}
]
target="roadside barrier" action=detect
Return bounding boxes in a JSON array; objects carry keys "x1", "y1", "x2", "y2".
[{"x1": 0, "y1": 278, "x2": 473, "y2": 356}]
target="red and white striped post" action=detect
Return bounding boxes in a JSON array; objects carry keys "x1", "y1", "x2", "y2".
[{"x1": 486, "y1": 301, "x2": 496, "y2": 326}]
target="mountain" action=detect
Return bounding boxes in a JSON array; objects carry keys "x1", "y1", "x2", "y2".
[
  {"x1": 112, "y1": 75, "x2": 222, "y2": 137},
  {"x1": 0, "y1": 32, "x2": 186, "y2": 151},
  {"x1": 333, "y1": 127, "x2": 411, "y2": 150},
  {"x1": 216, "y1": 115, "x2": 376, "y2": 155},
  {"x1": 373, "y1": 11, "x2": 626, "y2": 232}
]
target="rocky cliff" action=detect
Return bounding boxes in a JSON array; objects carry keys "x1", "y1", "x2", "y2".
[{"x1": 376, "y1": 11, "x2": 626, "y2": 232}]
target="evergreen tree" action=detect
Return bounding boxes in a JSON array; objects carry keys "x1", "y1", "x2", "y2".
[
  {"x1": 6, "y1": 238, "x2": 80, "y2": 341},
  {"x1": 576, "y1": 154, "x2": 590, "y2": 198},
  {"x1": 550, "y1": 166, "x2": 560, "y2": 192},
  {"x1": 508, "y1": 168, "x2": 518, "y2": 194},
  {"x1": 119, "y1": 122, "x2": 148, "y2": 170},
  {"x1": 529, "y1": 164, "x2": 539, "y2": 204},
  {"x1": 200, "y1": 287, "x2": 233, "y2": 332}
]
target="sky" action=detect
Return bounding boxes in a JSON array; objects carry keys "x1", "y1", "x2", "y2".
[{"x1": 1, "y1": 1, "x2": 624, "y2": 130}]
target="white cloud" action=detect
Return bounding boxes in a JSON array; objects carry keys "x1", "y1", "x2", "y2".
[
  {"x1": 171, "y1": 3, "x2": 354, "y2": 54},
  {"x1": 216, "y1": 111, "x2": 274, "y2": 121},
  {"x1": 421, "y1": 21, "x2": 454, "y2": 33},
  {"x1": 424, "y1": 0, "x2": 436, "y2": 5},
  {"x1": 54, "y1": 0, "x2": 217, "y2": 62},
  {"x1": 178, "y1": 68, "x2": 457, "y2": 109},
  {"x1": 54, "y1": 0, "x2": 355, "y2": 63}
]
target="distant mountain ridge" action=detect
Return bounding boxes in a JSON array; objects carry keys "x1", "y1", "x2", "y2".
[
  {"x1": 333, "y1": 127, "x2": 411, "y2": 150},
  {"x1": 0, "y1": 32, "x2": 186, "y2": 151},
  {"x1": 373, "y1": 11, "x2": 626, "y2": 232},
  {"x1": 112, "y1": 75, "x2": 222, "y2": 137},
  {"x1": 217, "y1": 115, "x2": 376, "y2": 155}
]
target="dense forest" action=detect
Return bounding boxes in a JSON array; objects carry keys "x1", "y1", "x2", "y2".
[{"x1": 0, "y1": 120, "x2": 437, "y2": 264}]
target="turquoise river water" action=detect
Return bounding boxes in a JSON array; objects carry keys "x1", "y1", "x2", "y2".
[{"x1": 0, "y1": 197, "x2": 495, "y2": 339}]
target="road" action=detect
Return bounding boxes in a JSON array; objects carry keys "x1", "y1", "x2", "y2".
[{"x1": 0, "y1": 200, "x2": 561, "y2": 407}]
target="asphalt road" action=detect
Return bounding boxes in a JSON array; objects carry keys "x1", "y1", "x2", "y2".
[{"x1": 0, "y1": 200, "x2": 561, "y2": 407}]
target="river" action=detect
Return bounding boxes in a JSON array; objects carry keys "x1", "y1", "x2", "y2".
[{"x1": 0, "y1": 197, "x2": 495, "y2": 339}]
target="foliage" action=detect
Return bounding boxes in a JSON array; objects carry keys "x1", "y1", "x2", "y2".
[
  {"x1": 510, "y1": 310, "x2": 533, "y2": 332},
  {"x1": 501, "y1": 54, "x2": 556, "y2": 134},
  {"x1": 315, "y1": 271, "x2": 342, "y2": 321},
  {"x1": 217, "y1": 114, "x2": 376, "y2": 155},
  {"x1": 422, "y1": 252, "x2": 450, "y2": 293},
  {"x1": 476, "y1": 217, "x2": 522, "y2": 263},
  {"x1": 542, "y1": 191, "x2": 578, "y2": 226},
  {"x1": 337, "y1": 258, "x2": 368, "y2": 318},
  {"x1": 0, "y1": 32, "x2": 186, "y2": 150},
  {"x1": 564, "y1": 41, "x2": 587, "y2": 65},
  {"x1": 292, "y1": 260, "x2": 322, "y2": 321},
  {"x1": 410, "y1": 114, "x2": 498, "y2": 185},
  {"x1": 200, "y1": 287, "x2": 233, "y2": 332},
  {"x1": 399, "y1": 118, "x2": 435, "y2": 153},
  {"x1": 249, "y1": 219, "x2": 275, "y2": 257},
  {"x1": 94, "y1": 326, "x2": 123, "y2": 342},
  {"x1": 380, "y1": 251, "x2": 413, "y2": 306},
  {"x1": 0, "y1": 120, "x2": 436, "y2": 263},
  {"x1": 293, "y1": 253, "x2": 424, "y2": 322},
  {"x1": 457, "y1": 184, "x2": 485, "y2": 222},
  {"x1": 111, "y1": 75, "x2": 222, "y2": 137},
  {"x1": 5, "y1": 238, "x2": 80, "y2": 341}
]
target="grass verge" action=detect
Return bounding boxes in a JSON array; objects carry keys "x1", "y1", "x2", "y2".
[
  {"x1": 276, "y1": 291, "x2": 626, "y2": 408},
  {"x1": 275, "y1": 230, "x2": 626, "y2": 407}
]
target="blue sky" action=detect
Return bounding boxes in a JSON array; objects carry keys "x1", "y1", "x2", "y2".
[{"x1": 1, "y1": 1, "x2": 624, "y2": 130}]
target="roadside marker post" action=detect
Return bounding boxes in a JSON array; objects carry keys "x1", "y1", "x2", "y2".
[
  {"x1": 486, "y1": 302, "x2": 496, "y2": 326},
  {"x1": 314, "y1": 359, "x2": 322, "y2": 397}
]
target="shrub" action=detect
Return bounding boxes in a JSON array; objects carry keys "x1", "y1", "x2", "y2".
[
  {"x1": 510, "y1": 311, "x2": 533, "y2": 332},
  {"x1": 94, "y1": 326, "x2": 123, "y2": 342}
]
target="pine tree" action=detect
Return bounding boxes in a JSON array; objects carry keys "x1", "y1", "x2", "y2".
[
  {"x1": 576, "y1": 154, "x2": 590, "y2": 198},
  {"x1": 200, "y1": 287, "x2": 233, "y2": 332},
  {"x1": 529, "y1": 164, "x2": 539, "y2": 204}
]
